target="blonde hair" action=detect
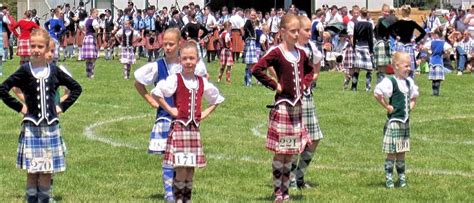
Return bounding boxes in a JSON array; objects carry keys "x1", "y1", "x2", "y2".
[
  {"x1": 401, "y1": 5, "x2": 411, "y2": 17},
  {"x1": 392, "y1": 52, "x2": 410, "y2": 67},
  {"x1": 180, "y1": 40, "x2": 199, "y2": 57},
  {"x1": 381, "y1": 4, "x2": 390, "y2": 11},
  {"x1": 279, "y1": 14, "x2": 299, "y2": 29},
  {"x1": 223, "y1": 21, "x2": 232, "y2": 30},
  {"x1": 30, "y1": 28, "x2": 51, "y2": 48},
  {"x1": 360, "y1": 7, "x2": 368, "y2": 18},
  {"x1": 297, "y1": 15, "x2": 311, "y2": 27},
  {"x1": 163, "y1": 28, "x2": 182, "y2": 42}
]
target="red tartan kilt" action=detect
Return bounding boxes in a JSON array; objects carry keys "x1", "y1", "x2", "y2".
[
  {"x1": 103, "y1": 33, "x2": 115, "y2": 48},
  {"x1": 163, "y1": 122, "x2": 206, "y2": 168},
  {"x1": 133, "y1": 36, "x2": 145, "y2": 47},
  {"x1": 75, "y1": 30, "x2": 85, "y2": 46},
  {"x1": 17, "y1": 39, "x2": 31, "y2": 56},
  {"x1": 266, "y1": 103, "x2": 311, "y2": 155},
  {"x1": 207, "y1": 30, "x2": 219, "y2": 51},
  {"x1": 3, "y1": 32, "x2": 9, "y2": 48},
  {"x1": 231, "y1": 30, "x2": 244, "y2": 52},
  {"x1": 153, "y1": 33, "x2": 163, "y2": 49},
  {"x1": 386, "y1": 64, "x2": 394, "y2": 74},
  {"x1": 220, "y1": 48, "x2": 234, "y2": 65},
  {"x1": 96, "y1": 33, "x2": 104, "y2": 49},
  {"x1": 145, "y1": 33, "x2": 163, "y2": 50},
  {"x1": 62, "y1": 33, "x2": 75, "y2": 46}
]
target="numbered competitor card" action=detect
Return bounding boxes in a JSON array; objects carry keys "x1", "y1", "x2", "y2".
[
  {"x1": 396, "y1": 140, "x2": 410, "y2": 152},
  {"x1": 149, "y1": 138, "x2": 167, "y2": 152},
  {"x1": 278, "y1": 136, "x2": 301, "y2": 150},
  {"x1": 174, "y1": 152, "x2": 197, "y2": 167},
  {"x1": 28, "y1": 151, "x2": 53, "y2": 173}
]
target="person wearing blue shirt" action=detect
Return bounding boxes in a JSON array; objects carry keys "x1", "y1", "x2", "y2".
[{"x1": 44, "y1": 8, "x2": 66, "y2": 64}]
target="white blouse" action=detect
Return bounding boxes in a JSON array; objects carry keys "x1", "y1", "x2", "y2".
[
  {"x1": 151, "y1": 74, "x2": 224, "y2": 105},
  {"x1": 374, "y1": 77, "x2": 419, "y2": 99}
]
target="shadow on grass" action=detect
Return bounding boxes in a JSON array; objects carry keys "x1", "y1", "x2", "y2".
[
  {"x1": 367, "y1": 180, "x2": 386, "y2": 189},
  {"x1": 52, "y1": 195, "x2": 63, "y2": 201},
  {"x1": 148, "y1": 193, "x2": 165, "y2": 200}
]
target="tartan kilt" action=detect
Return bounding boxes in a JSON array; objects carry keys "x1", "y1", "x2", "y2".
[
  {"x1": 163, "y1": 122, "x2": 206, "y2": 168},
  {"x1": 374, "y1": 40, "x2": 391, "y2": 67},
  {"x1": 2, "y1": 32, "x2": 9, "y2": 48},
  {"x1": 353, "y1": 45, "x2": 374, "y2": 71},
  {"x1": 145, "y1": 34, "x2": 157, "y2": 50},
  {"x1": 342, "y1": 46, "x2": 354, "y2": 70},
  {"x1": 81, "y1": 35, "x2": 98, "y2": 59},
  {"x1": 266, "y1": 102, "x2": 312, "y2": 155},
  {"x1": 75, "y1": 30, "x2": 85, "y2": 46},
  {"x1": 62, "y1": 31, "x2": 75, "y2": 46},
  {"x1": 382, "y1": 120, "x2": 410, "y2": 153},
  {"x1": 17, "y1": 39, "x2": 31, "y2": 56},
  {"x1": 243, "y1": 39, "x2": 258, "y2": 64},
  {"x1": 220, "y1": 47, "x2": 234, "y2": 65},
  {"x1": 133, "y1": 36, "x2": 145, "y2": 47},
  {"x1": 207, "y1": 30, "x2": 219, "y2": 51},
  {"x1": 120, "y1": 47, "x2": 136, "y2": 64},
  {"x1": 155, "y1": 33, "x2": 164, "y2": 49},
  {"x1": 302, "y1": 93, "x2": 323, "y2": 141},
  {"x1": 96, "y1": 33, "x2": 104, "y2": 49},
  {"x1": 393, "y1": 43, "x2": 416, "y2": 71},
  {"x1": 148, "y1": 119, "x2": 172, "y2": 154},
  {"x1": 231, "y1": 30, "x2": 244, "y2": 53},
  {"x1": 428, "y1": 64, "x2": 445, "y2": 80},
  {"x1": 17, "y1": 122, "x2": 66, "y2": 173},
  {"x1": 104, "y1": 33, "x2": 115, "y2": 49}
]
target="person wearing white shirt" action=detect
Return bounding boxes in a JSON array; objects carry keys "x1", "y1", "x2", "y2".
[
  {"x1": 203, "y1": 6, "x2": 218, "y2": 63},
  {"x1": 229, "y1": 9, "x2": 245, "y2": 61},
  {"x1": 325, "y1": 5, "x2": 343, "y2": 25},
  {"x1": 464, "y1": 6, "x2": 474, "y2": 38},
  {"x1": 426, "y1": 9, "x2": 442, "y2": 33},
  {"x1": 373, "y1": 52, "x2": 419, "y2": 189},
  {"x1": 268, "y1": 9, "x2": 281, "y2": 42}
]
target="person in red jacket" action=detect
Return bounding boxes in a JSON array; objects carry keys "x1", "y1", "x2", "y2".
[
  {"x1": 252, "y1": 14, "x2": 314, "y2": 202},
  {"x1": 14, "y1": 10, "x2": 39, "y2": 65}
]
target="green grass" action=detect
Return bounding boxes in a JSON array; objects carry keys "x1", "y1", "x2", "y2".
[{"x1": 0, "y1": 56, "x2": 473, "y2": 202}]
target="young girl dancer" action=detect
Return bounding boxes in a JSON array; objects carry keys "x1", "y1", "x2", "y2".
[
  {"x1": 252, "y1": 14, "x2": 313, "y2": 201},
  {"x1": 152, "y1": 41, "x2": 224, "y2": 202},
  {"x1": 116, "y1": 20, "x2": 141, "y2": 79},
  {"x1": 14, "y1": 10, "x2": 39, "y2": 65},
  {"x1": 374, "y1": 52, "x2": 419, "y2": 188},
  {"x1": 290, "y1": 15, "x2": 324, "y2": 190},
  {"x1": 424, "y1": 28, "x2": 452, "y2": 96},
  {"x1": 0, "y1": 28, "x2": 82, "y2": 202},
  {"x1": 81, "y1": 8, "x2": 100, "y2": 78},
  {"x1": 134, "y1": 28, "x2": 182, "y2": 202},
  {"x1": 218, "y1": 21, "x2": 234, "y2": 83}
]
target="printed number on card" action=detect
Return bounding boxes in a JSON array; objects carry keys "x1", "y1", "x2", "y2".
[
  {"x1": 149, "y1": 138, "x2": 167, "y2": 152},
  {"x1": 396, "y1": 140, "x2": 410, "y2": 152},
  {"x1": 174, "y1": 152, "x2": 197, "y2": 167},
  {"x1": 28, "y1": 157, "x2": 53, "y2": 173},
  {"x1": 278, "y1": 136, "x2": 300, "y2": 150}
]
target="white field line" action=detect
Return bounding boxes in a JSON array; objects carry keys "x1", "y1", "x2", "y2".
[
  {"x1": 414, "y1": 135, "x2": 473, "y2": 145},
  {"x1": 84, "y1": 115, "x2": 474, "y2": 178},
  {"x1": 83, "y1": 114, "x2": 150, "y2": 149},
  {"x1": 413, "y1": 115, "x2": 474, "y2": 123},
  {"x1": 251, "y1": 122, "x2": 267, "y2": 138},
  {"x1": 76, "y1": 101, "x2": 121, "y2": 109}
]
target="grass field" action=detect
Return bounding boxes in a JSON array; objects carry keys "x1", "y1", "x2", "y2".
[{"x1": 0, "y1": 56, "x2": 473, "y2": 202}]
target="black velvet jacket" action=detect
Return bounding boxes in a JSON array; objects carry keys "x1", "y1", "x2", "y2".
[{"x1": 0, "y1": 63, "x2": 82, "y2": 125}]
